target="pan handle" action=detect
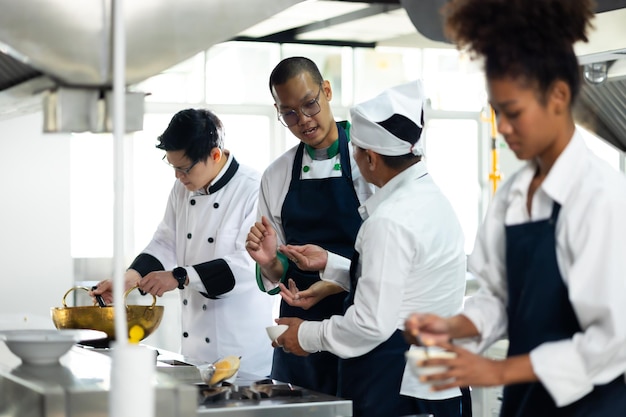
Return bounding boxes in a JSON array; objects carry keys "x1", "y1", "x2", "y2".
[
  {"x1": 60, "y1": 285, "x2": 157, "y2": 308},
  {"x1": 124, "y1": 286, "x2": 158, "y2": 309},
  {"x1": 61, "y1": 286, "x2": 94, "y2": 308}
]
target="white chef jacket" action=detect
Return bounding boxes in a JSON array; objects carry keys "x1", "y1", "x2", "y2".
[
  {"x1": 142, "y1": 154, "x2": 274, "y2": 376},
  {"x1": 298, "y1": 161, "x2": 467, "y2": 400},
  {"x1": 257, "y1": 138, "x2": 374, "y2": 290},
  {"x1": 463, "y1": 129, "x2": 626, "y2": 406}
]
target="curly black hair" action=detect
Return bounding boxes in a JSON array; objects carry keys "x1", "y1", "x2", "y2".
[{"x1": 442, "y1": 0, "x2": 595, "y2": 102}]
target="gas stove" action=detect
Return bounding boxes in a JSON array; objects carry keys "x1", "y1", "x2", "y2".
[
  {"x1": 195, "y1": 375, "x2": 352, "y2": 416},
  {"x1": 73, "y1": 344, "x2": 353, "y2": 417}
]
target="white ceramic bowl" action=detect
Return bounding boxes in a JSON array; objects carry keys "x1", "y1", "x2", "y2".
[
  {"x1": 405, "y1": 347, "x2": 457, "y2": 378},
  {"x1": 0, "y1": 329, "x2": 105, "y2": 365},
  {"x1": 265, "y1": 325, "x2": 288, "y2": 342}
]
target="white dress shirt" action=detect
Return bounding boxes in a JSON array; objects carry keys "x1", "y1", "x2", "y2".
[
  {"x1": 463, "y1": 129, "x2": 626, "y2": 406},
  {"x1": 298, "y1": 161, "x2": 467, "y2": 400}
]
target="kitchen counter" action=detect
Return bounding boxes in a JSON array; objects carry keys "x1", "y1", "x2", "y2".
[{"x1": 0, "y1": 343, "x2": 352, "y2": 417}]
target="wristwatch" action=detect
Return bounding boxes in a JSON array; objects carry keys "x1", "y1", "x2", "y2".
[{"x1": 172, "y1": 267, "x2": 188, "y2": 290}]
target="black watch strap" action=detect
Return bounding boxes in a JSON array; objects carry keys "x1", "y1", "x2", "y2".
[{"x1": 172, "y1": 266, "x2": 188, "y2": 290}]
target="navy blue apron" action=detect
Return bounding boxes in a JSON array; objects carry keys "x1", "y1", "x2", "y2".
[
  {"x1": 503, "y1": 202, "x2": 626, "y2": 417},
  {"x1": 340, "y1": 252, "x2": 467, "y2": 417},
  {"x1": 271, "y1": 123, "x2": 362, "y2": 395}
]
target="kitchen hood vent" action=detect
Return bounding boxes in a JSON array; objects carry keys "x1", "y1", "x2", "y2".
[
  {"x1": 0, "y1": 0, "x2": 303, "y2": 130},
  {"x1": 574, "y1": 77, "x2": 626, "y2": 152}
]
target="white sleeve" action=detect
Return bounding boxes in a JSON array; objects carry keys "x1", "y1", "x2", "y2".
[
  {"x1": 299, "y1": 217, "x2": 409, "y2": 358},
  {"x1": 319, "y1": 251, "x2": 351, "y2": 291}
]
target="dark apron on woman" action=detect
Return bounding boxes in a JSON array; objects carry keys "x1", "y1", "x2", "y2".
[
  {"x1": 271, "y1": 123, "x2": 362, "y2": 396},
  {"x1": 503, "y1": 202, "x2": 626, "y2": 417}
]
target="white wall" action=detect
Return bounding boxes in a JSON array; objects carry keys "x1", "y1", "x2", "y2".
[{"x1": 0, "y1": 111, "x2": 73, "y2": 320}]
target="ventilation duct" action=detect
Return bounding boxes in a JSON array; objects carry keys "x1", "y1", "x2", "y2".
[{"x1": 0, "y1": 0, "x2": 303, "y2": 131}]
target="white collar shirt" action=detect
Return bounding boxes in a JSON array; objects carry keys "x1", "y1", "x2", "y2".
[
  {"x1": 299, "y1": 161, "x2": 467, "y2": 400},
  {"x1": 463, "y1": 129, "x2": 626, "y2": 406}
]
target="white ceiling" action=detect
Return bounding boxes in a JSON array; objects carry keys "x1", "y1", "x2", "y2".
[{"x1": 237, "y1": 1, "x2": 453, "y2": 49}]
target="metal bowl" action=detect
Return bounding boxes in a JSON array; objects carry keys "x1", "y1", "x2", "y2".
[{"x1": 50, "y1": 286, "x2": 164, "y2": 341}]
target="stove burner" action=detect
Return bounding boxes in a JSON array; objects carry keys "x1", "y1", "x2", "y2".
[{"x1": 197, "y1": 379, "x2": 305, "y2": 404}]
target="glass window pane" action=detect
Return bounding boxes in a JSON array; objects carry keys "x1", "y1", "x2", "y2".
[
  {"x1": 136, "y1": 52, "x2": 206, "y2": 103},
  {"x1": 70, "y1": 134, "x2": 114, "y2": 258},
  {"x1": 219, "y1": 114, "x2": 272, "y2": 173},
  {"x1": 131, "y1": 114, "x2": 177, "y2": 253},
  {"x1": 422, "y1": 49, "x2": 486, "y2": 112},
  {"x1": 281, "y1": 44, "x2": 346, "y2": 105},
  {"x1": 206, "y1": 42, "x2": 280, "y2": 104},
  {"x1": 424, "y1": 119, "x2": 480, "y2": 254},
  {"x1": 353, "y1": 47, "x2": 422, "y2": 103}
]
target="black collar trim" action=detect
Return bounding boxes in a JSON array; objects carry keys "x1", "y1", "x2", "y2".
[{"x1": 208, "y1": 157, "x2": 239, "y2": 194}]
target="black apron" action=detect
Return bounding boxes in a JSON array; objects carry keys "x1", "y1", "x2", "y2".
[
  {"x1": 270, "y1": 123, "x2": 362, "y2": 395},
  {"x1": 339, "y1": 251, "x2": 411, "y2": 417},
  {"x1": 340, "y1": 253, "x2": 469, "y2": 417},
  {"x1": 503, "y1": 202, "x2": 626, "y2": 417}
]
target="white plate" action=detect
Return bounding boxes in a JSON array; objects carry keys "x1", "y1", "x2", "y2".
[{"x1": 0, "y1": 329, "x2": 107, "y2": 365}]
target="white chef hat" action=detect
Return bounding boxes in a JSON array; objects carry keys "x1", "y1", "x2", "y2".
[{"x1": 350, "y1": 80, "x2": 425, "y2": 156}]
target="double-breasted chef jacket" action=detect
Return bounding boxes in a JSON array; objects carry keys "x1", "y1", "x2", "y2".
[{"x1": 135, "y1": 154, "x2": 275, "y2": 376}]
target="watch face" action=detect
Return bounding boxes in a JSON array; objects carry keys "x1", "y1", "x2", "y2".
[{"x1": 173, "y1": 267, "x2": 187, "y2": 289}]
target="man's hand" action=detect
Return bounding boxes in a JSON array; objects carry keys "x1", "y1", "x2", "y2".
[
  {"x1": 279, "y1": 279, "x2": 344, "y2": 310},
  {"x1": 138, "y1": 270, "x2": 178, "y2": 297},
  {"x1": 274, "y1": 317, "x2": 308, "y2": 356},
  {"x1": 90, "y1": 270, "x2": 141, "y2": 305},
  {"x1": 245, "y1": 216, "x2": 278, "y2": 267},
  {"x1": 278, "y1": 244, "x2": 328, "y2": 271}
]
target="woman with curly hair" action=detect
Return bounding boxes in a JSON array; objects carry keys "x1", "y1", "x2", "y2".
[{"x1": 404, "y1": 0, "x2": 626, "y2": 416}]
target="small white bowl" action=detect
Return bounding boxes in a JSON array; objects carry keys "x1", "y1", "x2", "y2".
[
  {"x1": 405, "y1": 347, "x2": 456, "y2": 378},
  {"x1": 265, "y1": 325, "x2": 288, "y2": 342},
  {"x1": 0, "y1": 329, "x2": 105, "y2": 365}
]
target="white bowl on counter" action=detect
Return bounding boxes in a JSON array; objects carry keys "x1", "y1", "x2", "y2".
[{"x1": 0, "y1": 329, "x2": 106, "y2": 365}]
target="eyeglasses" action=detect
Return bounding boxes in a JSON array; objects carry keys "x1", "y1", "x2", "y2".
[
  {"x1": 277, "y1": 84, "x2": 323, "y2": 127},
  {"x1": 162, "y1": 154, "x2": 199, "y2": 175}
]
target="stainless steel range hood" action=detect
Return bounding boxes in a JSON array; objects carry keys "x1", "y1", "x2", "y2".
[{"x1": 0, "y1": 0, "x2": 303, "y2": 131}]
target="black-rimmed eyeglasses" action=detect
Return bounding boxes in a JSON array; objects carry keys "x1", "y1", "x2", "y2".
[
  {"x1": 162, "y1": 154, "x2": 199, "y2": 175},
  {"x1": 277, "y1": 84, "x2": 323, "y2": 127}
]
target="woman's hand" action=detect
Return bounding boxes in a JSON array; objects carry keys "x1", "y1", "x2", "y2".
[
  {"x1": 417, "y1": 342, "x2": 535, "y2": 390},
  {"x1": 404, "y1": 313, "x2": 453, "y2": 346}
]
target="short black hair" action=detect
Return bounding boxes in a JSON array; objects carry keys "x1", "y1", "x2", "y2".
[
  {"x1": 156, "y1": 108, "x2": 224, "y2": 163},
  {"x1": 269, "y1": 56, "x2": 324, "y2": 94},
  {"x1": 443, "y1": 0, "x2": 595, "y2": 104}
]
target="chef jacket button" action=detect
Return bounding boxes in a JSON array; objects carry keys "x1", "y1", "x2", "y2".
[
  {"x1": 183, "y1": 332, "x2": 189, "y2": 338},
  {"x1": 187, "y1": 233, "x2": 192, "y2": 239},
  {"x1": 190, "y1": 199, "x2": 196, "y2": 205},
  {"x1": 183, "y1": 299, "x2": 188, "y2": 305},
  {"x1": 213, "y1": 202, "x2": 219, "y2": 209},
  {"x1": 303, "y1": 165, "x2": 310, "y2": 173},
  {"x1": 204, "y1": 337, "x2": 210, "y2": 343},
  {"x1": 202, "y1": 304, "x2": 207, "y2": 310},
  {"x1": 208, "y1": 237, "x2": 214, "y2": 243}
]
